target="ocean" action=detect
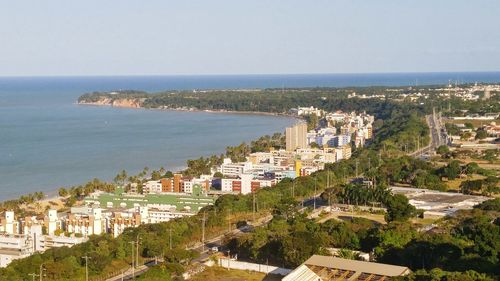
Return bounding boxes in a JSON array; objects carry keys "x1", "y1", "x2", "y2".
[{"x1": 1, "y1": 72, "x2": 499, "y2": 201}]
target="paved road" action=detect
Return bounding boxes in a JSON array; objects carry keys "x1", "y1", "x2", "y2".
[
  {"x1": 106, "y1": 215, "x2": 273, "y2": 280},
  {"x1": 409, "y1": 113, "x2": 449, "y2": 159}
]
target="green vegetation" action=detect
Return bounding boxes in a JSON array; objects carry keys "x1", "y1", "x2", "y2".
[
  {"x1": 2, "y1": 88, "x2": 497, "y2": 280},
  {"x1": 228, "y1": 202, "x2": 500, "y2": 278}
]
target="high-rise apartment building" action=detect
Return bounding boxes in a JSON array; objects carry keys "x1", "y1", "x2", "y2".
[{"x1": 286, "y1": 123, "x2": 307, "y2": 151}]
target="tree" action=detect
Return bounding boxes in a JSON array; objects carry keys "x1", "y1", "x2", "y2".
[
  {"x1": 465, "y1": 162, "x2": 480, "y2": 175},
  {"x1": 113, "y1": 170, "x2": 128, "y2": 186},
  {"x1": 460, "y1": 180, "x2": 483, "y2": 195},
  {"x1": 384, "y1": 194, "x2": 417, "y2": 222},
  {"x1": 337, "y1": 249, "x2": 362, "y2": 260},
  {"x1": 310, "y1": 142, "x2": 321, "y2": 149},
  {"x1": 58, "y1": 187, "x2": 68, "y2": 197},
  {"x1": 475, "y1": 129, "x2": 488, "y2": 140},
  {"x1": 474, "y1": 198, "x2": 500, "y2": 212},
  {"x1": 213, "y1": 172, "x2": 224, "y2": 178},
  {"x1": 437, "y1": 145, "x2": 450, "y2": 155},
  {"x1": 461, "y1": 132, "x2": 472, "y2": 140},
  {"x1": 443, "y1": 160, "x2": 462, "y2": 180},
  {"x1": 151, "y1": 170, "x2": 161, "y2": 180}
]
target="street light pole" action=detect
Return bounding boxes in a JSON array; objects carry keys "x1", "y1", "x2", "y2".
[
  {"x1": 136, "y1": 234, "x2": 141, "y2": 268},
  {"x1": 201, "y1": 212, "x2": 206, "y2": 252},
  {"x1": 169, "y1": 228, "x2": 172, "y2": 250},
  {"x1": 313, "y1": 176, "x2": 317, "y2": 210},
  {"x1": 39, "y1": 264, "x2": 46, "y2": 281},
  {"x1": 129, "y1": 241, "x2": 135, "y2": 279},
  {"x1": 81, "y1": 256, "x2": 90, "y2": 281}
]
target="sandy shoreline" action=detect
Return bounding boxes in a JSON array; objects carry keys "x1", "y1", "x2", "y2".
[{"x1": 77, "y1": 101, "x2": 302, "y2": 120}]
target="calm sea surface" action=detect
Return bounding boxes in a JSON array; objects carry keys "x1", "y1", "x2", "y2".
[{"x1": 1, "y1": 73, "x2": 499, "y2": 201}]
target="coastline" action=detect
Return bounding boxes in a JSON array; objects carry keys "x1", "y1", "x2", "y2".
[
  {"x1": 77, "y1": 100, "x2": 300, "y2": 119},
  {"x1": 2, "y1": 103, "x2": 297, "y2": 205}
]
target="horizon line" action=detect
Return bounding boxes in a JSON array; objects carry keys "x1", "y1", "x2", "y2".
[{"x1": 1, "y1": 70, "x2": 500, "y2": 78}]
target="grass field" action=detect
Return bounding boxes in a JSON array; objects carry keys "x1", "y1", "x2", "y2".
[
  {"x1": 446, "y1": 174, "x2": 487, "y2": 192},
  {"x1": 190, "y1": 266, "x2": 282, "y2": 281},
  {"x1": 446, "y1": 119, "x2": 500, "y2": 128},
  {"x1": 317, "y1": 211, "x2": 386, "y2": 225}
]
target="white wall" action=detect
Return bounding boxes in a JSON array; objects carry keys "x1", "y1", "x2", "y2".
[{"x1": 218, "y1": 258, "x2": 292, "y2": 276}]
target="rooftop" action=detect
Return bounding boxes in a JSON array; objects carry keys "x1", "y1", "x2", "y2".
[{"x1": 283, "y1": 255, "x2": 411, "y2": 281}]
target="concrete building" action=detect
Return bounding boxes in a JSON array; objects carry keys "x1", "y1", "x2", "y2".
[
  {"x1": 391, "y1": 186, "x2": 490, "y2": 218},
  {"x1": 220, "y1": 174, "x2": 275, "y2": 195},
  {"x1": 62, "y1": 208, "x2": 104, "y2": 237},
  {"x1": 84, "y1": 188, "x2": 215, "y2": 213},
  {"x1": 286, "y1": 123, "x2": 308, "y2": 151},
  {"x1": 283, "y1": 255, "x2": 411, "y2": 281},
  {"x1": 218, "y1": 158, "x2": 254, "y2": 177},
  {"x1": 0, "y1": 211, "x2": 88, "y2": 268},
  {"x1": 144, "y1": 180, "x2": 163, "y2": 194}
]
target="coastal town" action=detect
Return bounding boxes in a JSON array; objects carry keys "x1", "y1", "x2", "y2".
[
  {"x1": 2, "y1": 91, "x2": 498, "y2": 279},
  {"x1": 0, "y1": 107, "x2": 374, "y2": 267},
  {"x1": 1, "y1": 93, "x2": 499, "y2": 280}
]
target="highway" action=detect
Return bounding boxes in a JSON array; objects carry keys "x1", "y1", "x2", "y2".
[{"x1": 409, "y1": 112, "x2": 449, "y2": 159}]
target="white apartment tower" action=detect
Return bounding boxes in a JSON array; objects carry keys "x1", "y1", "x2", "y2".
[
  {"x1": 4, "y1": 211, "x2": 15, "y2": 234},
  {"x1": 47, "y1": 210, "x2": 58, "y2": 235}
]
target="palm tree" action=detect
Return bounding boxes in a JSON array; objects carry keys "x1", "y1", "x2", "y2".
[
  {"x1": 159, "y1": 166, "x2": 166, "y2": 175},
  {"x1": 34, "y1": 191, "x2": 45, "y2": 201},
  {"x1": 58, "y1": 187, "x2": 68, "y2": 197},
  {"x1": 337, "y1": 248, "x2": 361, "y2": 260}
]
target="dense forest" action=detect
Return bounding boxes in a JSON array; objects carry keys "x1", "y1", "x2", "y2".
[
  {"x1": 78, "y1": 87, "x2": 428, "y2": 117},
  {"x1": 79, "y1": 85, "x2": 500, "y2": 117}
]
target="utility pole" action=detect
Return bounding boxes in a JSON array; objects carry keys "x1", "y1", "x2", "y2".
[
  {"x1": 169, "y1": 228, "x2": 173, "y2": 250},
  {"x1": 252, "y1": 192, "x2": 256, "y2": 221},
  {"x1": 129, "y1": 241, "x2": 135, "y2": 279},
  {"x1": 28, "y1": 273, "x2": 39, "y2": 281},
  {"x1": 39, "y1": 264, "x2": 46, "y2": 281},
  {"x1": 82, "y1": 256, "x2": 90, "y2": 281},
  {"x1": 355, "y1": 159, "x2": 359, "y2": 178},
  {"x1": 201, "y1": 212, "x2": 206, "y2": 252},
  {"x1": 327, "y1": 170, "x2": 330, "y2": 189},
  {"x1": 227, "y1": 209, "x2": 231, "y2": 232},
  {"x1": 136, "y1": 234, "x2": 141, "y2": 268},
  {"x1": 313, "y1": 176, "x2": 317, "y2": 210}
]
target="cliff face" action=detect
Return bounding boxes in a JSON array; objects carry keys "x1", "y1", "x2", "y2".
[
  {"x1": 79, "y1": 97, "x2": 144, "y2": 108},
  {"x1": 111, "y1": 98, "x2": 143, "y2": 108}
]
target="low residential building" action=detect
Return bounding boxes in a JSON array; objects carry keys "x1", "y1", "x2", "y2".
[
  {"x1": 62, "y1": 208, "x2": 104, "y2": 237},
  {"x1": 220, "y1": 174, "x2": 276, "y2": 194},
  {"x1": 0, "y1": 211, "x2": 88, "y2": 268},
  {"x1": 84, "y1": 187, "x2": 215, "y2": 212},
  {"x1": 144, "y1": 180, "x2": 163, "y2": 194},
  {"x1": 218, "y1": 158, "x2": 253, "y2": 177}
]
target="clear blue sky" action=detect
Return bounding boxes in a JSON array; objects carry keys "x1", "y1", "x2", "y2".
[{"x1": 1, "y1": 0, "x2": 499, "y2": 76}]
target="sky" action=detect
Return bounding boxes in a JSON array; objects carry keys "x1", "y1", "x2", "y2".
[{"x1": 0, "y1": 0, "x2": 499, "y2": 76}]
